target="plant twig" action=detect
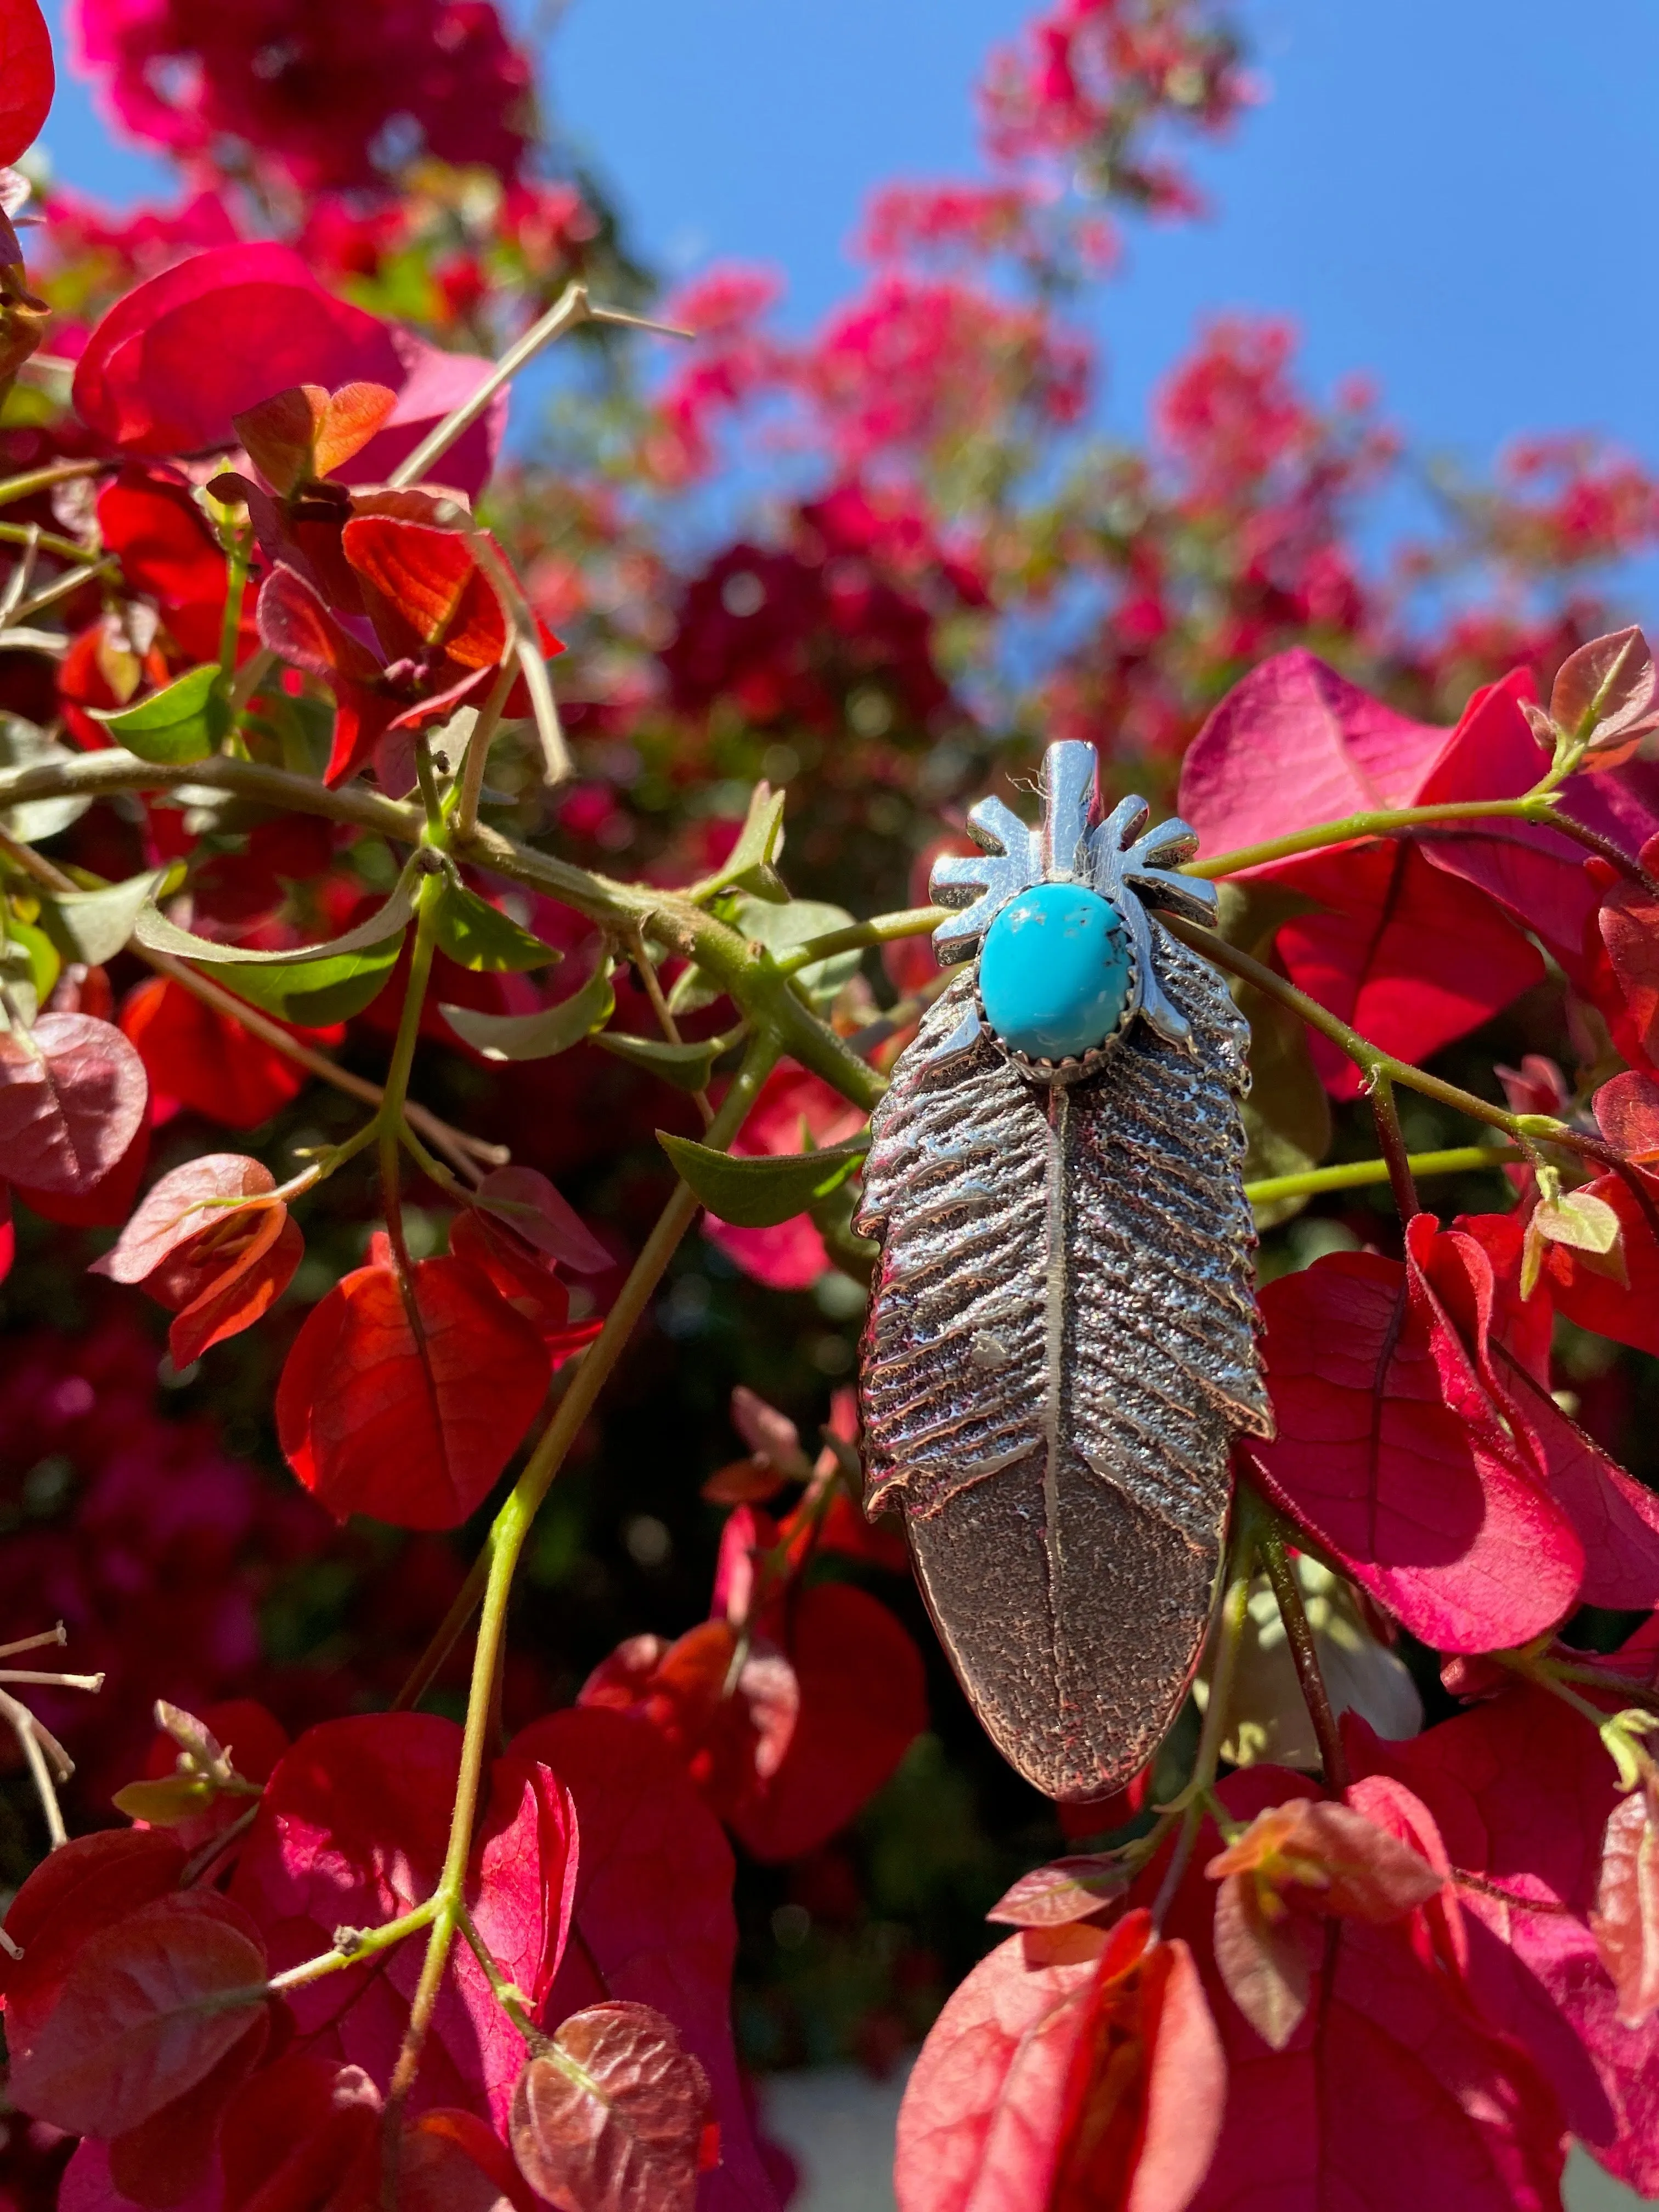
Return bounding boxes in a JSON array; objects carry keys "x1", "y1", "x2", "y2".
[
  {"x1": 0, "y1": 458, "x2": 109, "y2": 510},
  {"x1": 1252, "y1": 1494, "x2": 1350, "y2": 1791},
  {"x1": 0, "y1": 519, "x2": 100, "y2": 564},
  {"x1": 9, "y1": 556, "x2": 119, "y2": 624},
  {"x1": 154, "y1": 953, "x2": 506, "y2": 1177},
  {"x1": 453, "y1": 659, "x2": 518, "y2": 844},
  {"x1": 459, "y1": 526, "x2": 568, "y2": 789},
  {"x1": 1189, "y1": 794, "x2": 1659, "y2": 897},
  {"x1": 387, "y1": 280, "x2": 692, "y2": 492},
  {"x1": 0, "y1": 747, "x2": 899, "y2": 1114},
  {"x1": 227, "y1": 646, "x2": 275, "y2": 714},
  {"x1": 1368, "y1": 1072, "x2": 1420, "y2": 1222},
  {"x1": 775, "y1": 906, "x2": 945, "y2": 975},
  {"x1": 389, "y1": 280, "x2": 595, "y2": 490},
  {"x1": 628, "y1": 925, "x2": 713, "y2": 1128}
]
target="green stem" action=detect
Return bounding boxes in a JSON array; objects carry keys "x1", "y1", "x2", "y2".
[
  {"x1": 413, "y1": 735, "x2": 445, "y2": 836},
  {"x1": 377, "y1": 861, "x2": 447, "y2": 1278},
  {"x1": 1190, "y1": 794, "x2": 1585, "y2": 876},
  {"x1": 1492, "y1": 1646, "x2": 1609, "y2": 1724},
  {"x1": 456, "y1": 1907, "x2": 540, "y2": 2044},
  {"x1": 1549, "y1": 1661, "x2": 1659, "y2": 1704},
  {"x1": 399, "y1": 1118, "x2": 481, "y2": 1196},
  {"x1": 10, "y1": 556, "x2": 120, "y2": 624},
  {"x1": 0, "y1": 518, "x2": 103, "y2": 563},
  {"x1": 216, "y1": 523, "x2": 251, "y2": 688},
  {"x1": 228, "y1": 646, "x2": 276, "y2": 718},
  {"x1": 775, "y1": 906, "x2": 945, "y2": 975},
  {"x1": 385, "y1": 1504, "x2": 521, "y2": 2113},
  {"x1": 0, "y1": 458, "x2": 109, "y2": 511},
  {"x1": 1244, "y1": 1145, "x2": 1519, "y2": 1207},
  {"x1": 385, "y1": 1029, "x2": 782, "y2": 2108},
  {"x1": 628, "y1": 926, "x2": 714, "y2": 1128},
  {"x1": 462, "y1": 529, "x2": 568, "y2": 788},
  {"x1": 264, "y1": 1900, "x2": 438, "y2": 1995},
  {"x1": 773, "y1": 794, "x2": 1659, "y2": 968}
]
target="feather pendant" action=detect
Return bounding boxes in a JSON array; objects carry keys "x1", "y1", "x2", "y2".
[{"x1": 855, "y1": 742, "x2": 1272, "y2": 1802}]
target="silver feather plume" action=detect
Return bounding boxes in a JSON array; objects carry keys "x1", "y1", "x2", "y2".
[{"x1": 855, "y1": 742, "x2": 1272, "y2": 1802}]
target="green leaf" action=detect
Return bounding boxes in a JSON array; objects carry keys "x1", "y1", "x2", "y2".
[
  {"x1": 215, "y1": 935, "x2": 404, "y2": 1026},
  {"x1": 0, "y1": 716, "x2": 91, "y2": 843},
  {"x1": 41, "y1": 869, "x2": 171, "y2": 966},
  {"x1": 439, "y1": 964, "x2": 614, "y2": 1062},
  {"x1": 2, "y1": 915, "x2": 58, "y2": 1006},
  {"x1": 435, "y1": 883, "x2": 562, "y2": 973},
  {"x1": 721, "y1": 781, "x2": 788, "y2": 901},
  {"x1": 664, "y1": 961, "x2": 724, "y2": 1020},
  {"x1": 735, "y1": 895, "x2": 861, "y2": 1004},
  {"x1": 111, "y1": 1775, "x2": 217, "y2": 1826},
  {"x1": 657, "y1": 1131, "x2": 867, "y2": 1227},
  {"x1": 89, "y1": 664, "x2": 229, "y2": 764},
  {"x1": 594, "y1": 1030, "x2": 720, "y2": 1091},
  {"x1": 133, "y1": 865, "x2": 421, "y2": 966}
]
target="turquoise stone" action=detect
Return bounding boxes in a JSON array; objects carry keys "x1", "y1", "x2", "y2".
[{"x1": 979, "y1": 883, "x2": 1131, "y2": 1062}]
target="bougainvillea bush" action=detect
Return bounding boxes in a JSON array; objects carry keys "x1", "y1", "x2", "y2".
[{"x1": 1, "y1": 0, "x2": 1658, "y2": 2205}]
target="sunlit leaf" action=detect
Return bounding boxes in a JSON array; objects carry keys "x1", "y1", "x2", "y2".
[
  {"x1": 440, "y1": 963, "x2": 614, "y2": 1061},
  {"x1": 0, "y1": 716, "x2": 91, "y2": 843},
  {"x1": 435, "y1": 881, "x2": 562, "y2": 972},
  {"x1": 0, "y1": 1012, "x2": 148, "y2": 1194},
  {"x1": 510, "y1": 2001, "x2": 714, "y2": 2212},
  {"x1": 89, "y1": 663, "x2": 230, "y2": 765},
  {"x1": 595, "y1": 1030, "x2": 721, "y2": 1091},
  {"x1": 721, "y1": 781, "x2": 788, "y2": 901},
  {"x1": 42, "y1": 868, "x2": 171, "y2": 966},
  {"x1": 133, "y1": 865, "x2": 420, "y2": 965},
  {"x1": 986, "y1": 1856, "x2": 1133, "y2": 1929},
  {"x1": 276, "y1": 1253, "x2": 550, "y2": 1527},
  {"x1": 5, "y1": 913, "x2": 58, "y2": 1004},
  {"x1": 216, "y1": 935, "x2": 403, "y2": 1026},
  {"x1": 657, "y1": 1130, "x2": 866, "y2": 1227},
  {"x1": 735, "y1": 894, "x2": 861, "y2": 1003}
]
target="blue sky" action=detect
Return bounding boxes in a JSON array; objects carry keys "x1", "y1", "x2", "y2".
[{"x1": 38, "y1": 0, "x2": 1659, "y2": 580}]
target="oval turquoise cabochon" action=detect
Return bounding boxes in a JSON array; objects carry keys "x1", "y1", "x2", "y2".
[{"x1": 978, "y1": 883, "x2": 1132, "y2": 1062}]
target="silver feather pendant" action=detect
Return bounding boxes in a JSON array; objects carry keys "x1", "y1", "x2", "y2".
[{"x1": 855, "y1": 742, "x2": 1273, "y2": 1802}]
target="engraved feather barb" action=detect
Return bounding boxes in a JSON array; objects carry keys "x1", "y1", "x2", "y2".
[{"x1": 855, "y1": 753, "x2": 1271, "y2": 1803}]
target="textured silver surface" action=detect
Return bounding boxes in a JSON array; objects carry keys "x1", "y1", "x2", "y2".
[{"x1": 855, "y1": 747, "x2": 1272, "y2": 1802}]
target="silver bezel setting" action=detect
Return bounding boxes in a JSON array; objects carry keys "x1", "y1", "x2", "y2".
[{"x1": 970, "y1": 904, "x2": 1141, "y2": 1088}]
